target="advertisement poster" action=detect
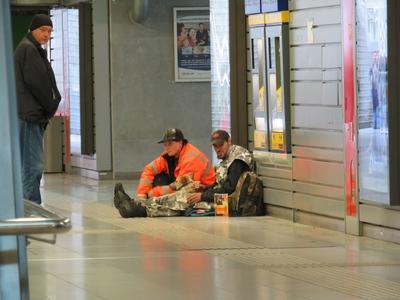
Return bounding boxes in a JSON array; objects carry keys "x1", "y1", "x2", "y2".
[{"x1": 173, "y1": 7, "x2": 210, "y2": 82}]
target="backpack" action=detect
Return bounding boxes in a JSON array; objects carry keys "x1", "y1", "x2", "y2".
[{"x1": 228, "y1": 171, "x2": 265, "y2": 216}]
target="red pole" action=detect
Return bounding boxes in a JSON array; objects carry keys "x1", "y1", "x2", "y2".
[{"x1": 342, "y1": 0, "x2": 357, "y2": 216}]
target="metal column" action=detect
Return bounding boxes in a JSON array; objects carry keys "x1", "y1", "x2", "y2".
[
  {"x1": 342, "y1": 0, "x2": 360, "y2": 235},
  {"x1": 0, "y1": 0, "x2": 29, "y2": 299}
]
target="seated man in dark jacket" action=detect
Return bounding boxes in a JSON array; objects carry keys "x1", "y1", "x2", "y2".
[{"x1": 186, "y1": 130, "x2": 254, "y2": 205}]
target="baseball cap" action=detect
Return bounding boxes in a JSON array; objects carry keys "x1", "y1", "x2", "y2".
[
  {"x1": 211, "y1": 130, "x2": 230, "y2": 145},
  {"x1": 158, "y1": 128, "x2": 186, "y2": 143}
]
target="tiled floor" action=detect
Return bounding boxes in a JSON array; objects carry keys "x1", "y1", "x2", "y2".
[{"x1": 27, "y1": 174, "x2": 400, "y2": 300}]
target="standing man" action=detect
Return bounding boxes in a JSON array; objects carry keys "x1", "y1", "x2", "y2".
[{"x1": 14, "y1": 14, "x2": 61, "y2": 204}]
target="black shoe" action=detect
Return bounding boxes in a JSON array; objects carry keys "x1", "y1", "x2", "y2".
[
  {"x1": 114, "y1": 183, "x2": 147, "y2": 218},
  {"x1": 118, "y1": 200, "x2": 148, "y2": 218},
  {"x1": 114, "y1": 183, "x2": 131, "y2": 209},
  {"x1": 134, "y1": 202, "x2": 147, "y2": 218}
]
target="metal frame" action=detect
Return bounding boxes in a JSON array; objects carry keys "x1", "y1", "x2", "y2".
[
  {"x1": 0, "y1": 200, "x2": 71, "y2": 236},
  {"x1": 229, "y1": 0, "x2": 248, "y2": 147},
  {"x1": 79, "y1": 2, "x2": 95, "y2": 155},
  {"x1": 173, "y1": 7, "x2": 210, "y2": 82},
  {"x1": 342, "y1": 0, "x2": 360, "y2": 235},
  {"x1": 387, "y1": 0, "x2": 400, "y2": 206},
  {"x1": 249, "y1": 25, "x2": 269, "y2": 151},
  {"x1": 265, "y1": 23, "x2": 290, "y2": 153},
  {"x1": 1, "y1": 1, "x2": 28, "y2": 298}
]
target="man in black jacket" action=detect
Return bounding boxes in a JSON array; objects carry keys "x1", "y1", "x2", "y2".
[
  {"x1": 186, "y1": 130, "x2": 254, "y2": 204},
  {"x1": 14, "y1": 14, "x2": 61, "y2": 204}
]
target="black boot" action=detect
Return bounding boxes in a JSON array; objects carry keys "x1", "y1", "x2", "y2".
[
  {"x1": 114, "y1": 183, "x2": 131, "y2": 209},
  {"x1": 114, "y1": 183, "x2": 147, "y2": 218},
  {"x1": 133, "y1": 202, "x2": 147, "y2": 217},
  {"x1": 118, "y1": 200, "x2": 147, "y2": 218}
]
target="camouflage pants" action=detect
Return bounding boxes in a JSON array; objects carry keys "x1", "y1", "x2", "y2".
[
  {"x1": 139, "y1": 184, "x2": 213, "y2": 217},
  {"x1": 140, "y1": 190, "x2": 189, "y2": 217}
]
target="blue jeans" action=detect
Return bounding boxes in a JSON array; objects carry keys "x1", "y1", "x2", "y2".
[{"x1": 19, "y1": 120, "x2": 44, "y2": 204}]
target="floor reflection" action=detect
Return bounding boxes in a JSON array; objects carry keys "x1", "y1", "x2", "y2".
[{"x1": 359, "y1": 127, "x2": 389, "y2": 204}]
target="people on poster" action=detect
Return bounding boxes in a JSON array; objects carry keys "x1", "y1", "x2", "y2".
[
  {"x1": 196, "y1": 22, "x2": 209, "y2": 46},
  {"x1": 177, "y1": 23, "x2": 189, "y2": 48},
  {"x1": 176, "y1": 23, "x2": 210, "y2": 55},
  {"x1": 174, "y1": 9, "x2": 211, "y2": 81},
  {"x1": 187, "y1": 28, "x2": 197, "y2": 47}
]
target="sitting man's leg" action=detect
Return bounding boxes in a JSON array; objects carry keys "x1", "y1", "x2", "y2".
[
  {"x1": 114, "y1": 183, "x2": 147, "y2": 218},
  {"x1": 113, "y1": 172, "x2": 174, "y2": 218}
]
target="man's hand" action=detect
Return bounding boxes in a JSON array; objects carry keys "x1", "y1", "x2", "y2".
[
  {"x1": 169, "y1": 182, "x2": 177, "y2": 190},
  {"x1": 187, "y1": 193, "x2": 202, "y2": 204},
  {"x1": 175, "y1": 173, "x2": 193, "y2": 190}
]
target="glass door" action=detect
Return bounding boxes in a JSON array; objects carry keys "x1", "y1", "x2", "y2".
[
  {"x1": 356, "y1": 0, "x2": 389, "y2": 204},
  {"x1": 51, "y1": 7, "x2": 81, "y2": 158}
]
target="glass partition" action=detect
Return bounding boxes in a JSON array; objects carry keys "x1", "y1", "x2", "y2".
[
  {"x1": 356, "y1": 0, "x2": 389, "y2": 204},
  {"x1": 210, "y1": 0, "x2": 230, "y2": 133},
  {"x1": 250, "y1": 27, "x2": 269, "y2": 151}
]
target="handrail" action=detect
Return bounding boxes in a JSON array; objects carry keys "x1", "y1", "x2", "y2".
[{"x1": 0, "y1": 200, "x2": 71, "y2": 235}]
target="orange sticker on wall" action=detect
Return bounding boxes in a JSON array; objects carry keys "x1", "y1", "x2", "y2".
[
  {"x1": 254, "y1": 130, "x2": 267, "y2": 149},
  {"x1": 271, "y1": 132, "x2": 284, "y2": 151}
]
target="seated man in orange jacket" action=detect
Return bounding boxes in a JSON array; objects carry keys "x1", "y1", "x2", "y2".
[{"x1": 114, "y1": 128, "x2": 215, "y2": 218}]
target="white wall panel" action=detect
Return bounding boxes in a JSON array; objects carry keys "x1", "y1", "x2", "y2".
[
  {"x1": 291, "y1": 69, "x2": 340, "y2": 81},
  {"x1": 258, "y1": 166, "x2": 292, "y2": 179},
  {"x1": 290, "y1": 0, "x2": 340, "y2": 10},
  {"x1": 265, "y1": 189, "x2": 293, "y2": 208},
  {"x1": 291, "y1": 45, "x2": 341, "y2": 68},
  {"x1": 323, "y1": 69, "x2": 341, "y2": 81},
  {"x1": 292, "y1": 129, "x2": 344, "y2": 148},
  {"x1": 360, "y1": 205, "x2": 400, "y2": 230},
  {"x1": 291, "y1": 82, "x2": 338, "y2": 105},
  {"x1": 290, "y1": 26, "x2": 341, "y2": 45},
  {"x1": 293, "y1": 146, "x2": 343, "y2": 162},
  {"x1": 290, "y1": 6, "x2": 341, "y2": 27},
  {"x1": 262, "y1": 177, "x2": 292, "y2": 191},
  {"x1": 293, "y1": 181, "x2": 344, "y2": 200},
  {"x1": 293, "y1": 158, "x2": 344, "y2": 186},
  {"x1": 292, "y1": 106, "x2": 343, "y2": 130},
  {"x1": 322, "y1": 45, "x2": 342, "y2": 68},
  {"x1": 294, "y1": 193, "x2": 344, "y2": 218},
  {"x1": 291, "y1": 70, "x2": 322, "y2": 81},
  {"x1": 291, "y1": 45, "x2": 322, "y2": 68}
]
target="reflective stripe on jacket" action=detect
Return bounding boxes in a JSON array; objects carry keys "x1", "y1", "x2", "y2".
[{"x1": 137, "y1": 143, "x2": 215, "y2": 197}]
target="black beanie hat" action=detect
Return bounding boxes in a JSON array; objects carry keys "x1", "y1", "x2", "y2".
[{"x1": 29, "y1": 14, "x2": 53, "y2": 31}]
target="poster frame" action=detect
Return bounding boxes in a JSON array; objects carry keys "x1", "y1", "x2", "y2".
[{"x1": 173, "y1": 7, "x2": 211, "y2": 82}]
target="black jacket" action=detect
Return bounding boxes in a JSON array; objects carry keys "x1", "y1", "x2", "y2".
[
  {"x1": 200, "y1": 159, "x2": 250, "y2": 202},
  {"x1": 14, "y1": 33, "x2": 61, "y2": 125}
]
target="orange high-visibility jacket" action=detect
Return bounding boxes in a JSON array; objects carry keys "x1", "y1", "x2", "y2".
[{"x1": 137, "y1": 143, "x2": 215, "y2": 197}]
